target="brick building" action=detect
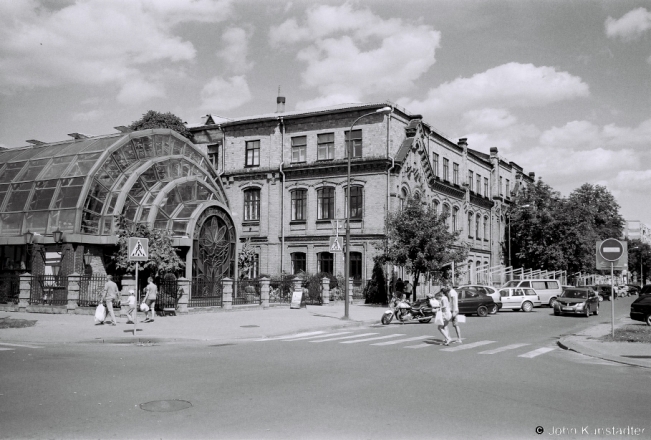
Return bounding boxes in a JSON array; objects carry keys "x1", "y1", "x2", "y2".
[{"x1": 190, "y1": 100, "x2": 534, "y2": 286}]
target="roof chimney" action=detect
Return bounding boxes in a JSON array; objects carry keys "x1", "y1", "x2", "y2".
[
  {"x1": 458, "y1": 138, "x2": 468, "y2": 152},
  {"x1": 528, "y1": 172, "x2": 536, "y2": 179},
  {"x1": 276, "y1": 86, "x2": 285, "y2": 113},
  {"x1": 490, "y1": 147, "x2": 498, "y2": 158}
]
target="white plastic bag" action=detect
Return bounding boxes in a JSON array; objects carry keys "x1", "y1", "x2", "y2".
[
  {"x1": 456, "y1": 314, "x2": 466, "y2": 323},
  {"x1": 140, "y1": 303, "x2": 149, "y2": 312},
  {"x1": 94, "y1": 304, "x2": 106, "y2": 324},
  {"x1": 434, "y1": 311, "x2": 444, "y2": 326}
]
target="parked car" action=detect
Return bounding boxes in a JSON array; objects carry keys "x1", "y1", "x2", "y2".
[
  {"x1": 625, "y1": 284, "x2": 640, "y2": 296},
  {"x1": 553, "y1": 287, "x2": 599, "y2": 317},
  {"x1": 593, "y1": 284, "x2": 618, "y2": 301},
  {"x1": 501, "y1": 279, "x2": 562, "y2": 307},
  {"x1": 498, "y1": 287, "x2": 541, "y2": 312},
  {"x1": 457, "y1": 285, "x2": 501, "y2": 313},
  {"x1": 640, "y1": 285, "x2": 651, "y2": 296},
  {"x1": 630, "y1": 295, "x2": 651, "y2": 325},
  {"x1": 456, "y1": 287, "x2": 499, "y2": 317}
]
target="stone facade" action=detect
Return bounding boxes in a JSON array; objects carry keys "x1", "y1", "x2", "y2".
[{"x1": 190, "y1": 101, "x2": 534, "y2": 286}]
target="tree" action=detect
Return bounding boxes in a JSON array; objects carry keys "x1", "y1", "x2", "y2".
[
  {"x1": 129, "y1": 110, "x2": 193, "y2": 140},
  {"x1": 237, "y1": 239, "x2": 257, "y2": 279},
  {"x1": 364, "y1": 260, "x2": 387, "y2": 305},
  {"x1": 375, "y1": 197, "x2": 468, "y2": 299},
  {"x1": 627, "y1": 239, "x2": 651, "y2": 286},
  {"x1": 112, "y1": 216, "x2": 185, "y2": 282}
]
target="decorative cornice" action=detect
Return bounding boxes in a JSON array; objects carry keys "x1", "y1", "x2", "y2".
[
  {"x1": 223, "y1": 158, "x2": 391, "y2": 181},
  {"x1": 283, "y1": 234, "x2": 386, "y2": 242},
  {"x1": 469, "y1": 193, "x2": 494, "y2": 210},
  {"x1": 431, "y1": 178, "x2": 465, "y2": 199}
]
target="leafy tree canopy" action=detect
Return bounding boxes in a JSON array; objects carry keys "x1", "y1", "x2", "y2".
[
  {"x1": 375, "y1": 196, "x2": 468, "y2": 292},
  {"x1": 627, "y1": 239, "x2": 651, "y2": 285},
  {"x1": 129, "y1": 110, "x2": 193, "y2": 141},
  {"x1": 238, "y1": 239, "x2": 257, "y2": 279}
]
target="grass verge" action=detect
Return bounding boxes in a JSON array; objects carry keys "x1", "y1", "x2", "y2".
[
  {"x1": 601, "y1": 324, "x2": 651, "y2": 343},
  {"x1": 0, "y1": 316, "x2": 37, "y2": 329}
]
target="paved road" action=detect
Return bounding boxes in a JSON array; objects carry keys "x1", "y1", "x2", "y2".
[{"x1": 1, "y1": 297, "x2": 648, "y2": 439}]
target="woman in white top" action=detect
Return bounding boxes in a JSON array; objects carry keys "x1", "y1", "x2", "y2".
[{"x1": 435, "y1": 291, "x2": 452, "y2": 345}]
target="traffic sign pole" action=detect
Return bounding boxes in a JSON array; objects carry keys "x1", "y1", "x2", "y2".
[
  {"x1": 611, "y1": 262, "x2": 615, "y2": 338},
  {"x1": 134, "y1": 262, "x2": 138, "y2": 336}
]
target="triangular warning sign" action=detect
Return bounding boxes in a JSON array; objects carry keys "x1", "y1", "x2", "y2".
[
  {"x1": 330, "y1": 238, "x2": 342, "y2": 252},
  {"x1": 130, "y1": 239, "x2": 147, "y2": 258}
]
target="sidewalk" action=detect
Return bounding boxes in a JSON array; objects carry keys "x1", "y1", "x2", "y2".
[
  {"x1": 0, "y1": 303, "x2": 385, "y2": 345},
  {"x1": 558, "y1": 316, "x2": 651, "y2": 369}
]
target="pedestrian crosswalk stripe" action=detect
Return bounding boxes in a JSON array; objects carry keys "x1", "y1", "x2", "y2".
[
  {"x1": 311, "y1": 333, "x2": 379, "y2": 343},
  {"x1": 283, "y1": 332, "x2": 353, "y2": 341},
  {"x1": 518, "y1": 347, "x2": 556, "y2": 358},
  {"x1": 0, "y1": 342, "x2": 43, "y2": 349},
  {"x1": 0, "y1": 348, "x2": 13, "y2": 351},
  {"x1": 440, "y1": 341, "x2": 495, "y2": 352},
  {"x1": 371, "y1": 336, "x2": 434, "y2": 346},
  {"x1": 254, "y1": 331, "x2": 326, "y2": 341},
  {"x1": 479, "y1": 343, "x2": 530, "y2": 354},
  {"x1": 404, "y1": 343, "x2": 436, "y2": 349},
  {"x1": 340, "y1": 334, "x2": 405, "y2": 344}
]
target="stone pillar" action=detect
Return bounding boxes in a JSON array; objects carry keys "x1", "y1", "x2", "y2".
[
  {"x1": 121, "y1": 275, "x2": 136, "y2": 317},
  {"x1": 348, "y1": 277, "x2": 354, "y2": 304},
  {"x1": 177, "y1": 277, "x2": 189, "y2": 315},
  {"x1": 260, "y1": 277, "x2": 270, "y2": 309},
  {"x1": 321, "y1": 277, "x2": 330, "y2": 305},
  {"x1": 18, "y1": 273, "x2": 31, "y2": 312},
  {"x1": 292, "y1": 275, "x2": 303, "y2": 294},
  {"x1": 67, "y1": 273, "x2": 80, "y2": 314},
  {"x1": 223, "y1": 277, "x2": 233, "y2": 310}
]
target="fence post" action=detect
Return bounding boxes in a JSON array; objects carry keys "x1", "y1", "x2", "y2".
[
  {"x1": 348, "y1": 277, "x2": 354, "y2": 304},
  {"x1": 18, "y1": 273, "x2": 31, "y2": 312},
  {"x1": 67, "y1": 273, "x2": 80, "y2": 314},
  {"x1": 321, "y1": 277, "x2": 330, "y2": 305},
  {"x1": 223, "y1": 277, "x2": 233, "y2": 310},
  {"x1": 292, "y1": 275, "x2": 303, "y2": 296},
  {"x1": 260, "y1": 277, "x2": 270, "y2": 309},
  {"x1": 121, "y1": 275, "x2": 135, "y2": 318},
  {"x1": 177, "y1": 277, "x2": 189, "y2": 315}
]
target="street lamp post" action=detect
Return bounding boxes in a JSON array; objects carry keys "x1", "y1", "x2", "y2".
[{"x1": 344, "y1": 106, "x2": 392, "y2": 319}]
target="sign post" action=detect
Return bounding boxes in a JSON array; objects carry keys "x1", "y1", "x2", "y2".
[
  {"x1": 597, "y1": 238, "x2": 625, "y2": 338},
  {"x1": 128, "y1": 237, "x2": 149, "y2": 336}
]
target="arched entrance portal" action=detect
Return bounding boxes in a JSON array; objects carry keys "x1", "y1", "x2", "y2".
[{"x1": 192, "y1": 206, "x2": 236, "y2": 281}]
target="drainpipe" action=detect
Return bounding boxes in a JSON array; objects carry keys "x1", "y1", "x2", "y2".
[{"x1": 278, "y1": 117, "x2": 285, "y2": 274}]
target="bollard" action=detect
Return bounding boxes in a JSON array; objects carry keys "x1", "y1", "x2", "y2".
[
  {"x1": 260, "y1": 277, "x2": 270, "y2": 309},
  {"x1": 177, "y1": 277, "x2": 189, "y2": 314}
]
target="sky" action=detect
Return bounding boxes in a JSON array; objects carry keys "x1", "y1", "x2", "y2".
[{"x1": 1, "y1": 0, "x2": 650, "y2": 225}]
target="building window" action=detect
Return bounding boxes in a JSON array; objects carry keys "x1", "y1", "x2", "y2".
[
  {"x1": 350, "y1": 252, "x2": 362, "y2": 280},
  {"x1": 243, "y1": 188, "x2": 260, "y2": 221},
  {"x1": 453, "y1": 163, "x2": 459, "y2": 185},
  {"x1": 442, "y1": 204, "x2": 450, "y2": 230},
  {"x1": 433, "y1": 153, "x2": 439, "y2": 178},
  {"x1": 346, "y1": 186, "x2": 363, "y2": 219},
  {"x1": 207, "y1": 144, "x2": 219, "y2": 168},
  {"x1": 291, "y1": 189, "x2": 307, "y2": 221},
  {"x1": 506, "y1": 179, "x2": 510, "y2": 198},
  {"x1": 345, "y1": 129, "x2": 362, "y2": 158},
  {"x1": 400, "y1": 188, "x2": 409, "y2": 211},
  {"x1": 291, "y1": 252, "x2": 306, "y2": 274},
  {"x1": 468, "y1": 171, "x2": 473, "y2": 191},
  {"x1": 452, "y1": 207, "x2": 459, "y2": 231},
  {"x1": 499, "y1": 176, "x2": 503, "y2": 196},
  {"x1": 484, "y1": 216, "x2": 489, "y2": 240},
  {"x1": 318, "y1": 252, "x2": 334, "y2": 274},
  {"x1": 317, "y1": 187, "x2": 335, "y2": 220},
  {"x1": 245, "y1": 140, "x2": 260, "y2": 167},
  {"x1": 476, "y1": 213, "x2": 481, "y2": 239},
  {"x1": 317, "y1": 133, "x2": 334, "y2": 160},
  {"x1": 468, "y1": 212, "x2": 473, "y2": 238},
  {"x1": 476, "y1": 174, "x2": 481, "y2": 194},
  {"x1": 433, "y1": 199, "x2": 440, "y2": 214},
  {"x1": 443, "y1": 158, "x2": 449, "y2": 182},
  {"x1": 291, "y1": 136, "x2": 306, "y2": 163},
  {"x1": 484, "y1": 177, "x2": 489, "y2": 197}
]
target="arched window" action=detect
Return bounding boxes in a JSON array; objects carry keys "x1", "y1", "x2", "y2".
[
  {"x1": 317, "y1": 187, "x2": 335, "y2": 220},
  {"x1": 468, "y1": 212, "x2": 474, "y2": 238},
  {"x1": 345, "y1": 186, "x2": 363, "y2": 219},
  {"x1": 433, "y1": 199, "x2": 440, "y2": 215},
  {"x1": 452, "y1": 207, "x2": 459, "y2": 231},
  {"x1": 442, "y1": 204, "x2": 451, "y2": 230},
  {"x1": 475, "y1": 260, "x2": 481, "y2": 284},
  {"x1": 291, "y1": 252, "x2": 306, "y2": 274},
  {"x1": 291, "y1": 189, "x2": 307, "y2": 221},
  {"x1": 317, "y1": 252, "x2": 334, "y2": 274},
  {"x1": 468, "y1": 259, "x2": 474, "y2": 284},
  {"x1": 400, "y1": 187, "x2": 409, "y2": 211},
  {"x1": 476, "y1": 213, "x2": 481, "y2": 239},
  {"x1": 243, "y1": 188, "x2": 260, "y2": 221},
  {"x1": 350, "y1": 252, "x2": 362, "y2": 280},
  {"x1": 484, "y1": 216, "x2": 489, "y2": 241}
]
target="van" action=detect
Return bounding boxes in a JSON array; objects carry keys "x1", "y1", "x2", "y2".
[{"x1": 501, "y1": 279, "x2": 562, "y2": 307}]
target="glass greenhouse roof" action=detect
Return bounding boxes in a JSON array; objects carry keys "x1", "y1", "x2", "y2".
[{"x1": 0, "y1": 129, "x2": 227, "y2": 240}]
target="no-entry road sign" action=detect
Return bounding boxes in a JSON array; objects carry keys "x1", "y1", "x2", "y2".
[{"x1": 599, "y1": 238, "x2": 624, "y2": 262}]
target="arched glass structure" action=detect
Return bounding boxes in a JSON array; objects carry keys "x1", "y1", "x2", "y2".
[{"x1": 0, "y1": 129, "x2": 229, "y2": 241}]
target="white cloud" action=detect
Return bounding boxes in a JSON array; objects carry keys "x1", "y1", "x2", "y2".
[
  {"x1": 399, "y1": 63, "x2": 589, "y2": 118},
  {"x1": 463, "y1": 108, "x2": 517, "y2": 131},
  {"x1": 606, "y1": 7, "x2": 651, "y2": 40},
  {"x1": 218, "y1": 27, "x2": 253, "y2": 74},
  {"x1": 0, "y1": 0, "x2": 231, "y2": 99},
  {"x1": 270, "y1": 4, "x2": 440, "y2": 109},
  {"x1": 72, "y1": 109, "x2": 103, "y2": 121},
  {"x1": 117, "y1": 77, "x2": 166, "y2": 105},
  {"x1": 200, "y1": 75, "x2": 252, "y2": 111}
]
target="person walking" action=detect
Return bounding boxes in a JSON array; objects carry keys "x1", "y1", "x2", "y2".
[
  {"x1": 395, "y1": 278, "x2": 404, "y2": 299},
  {"x1": 404, "y1": 280, "x2": 413, "y2": 302},
  {"x1": 435, "y1": 291, "x2": 452, "y2": 345},
  {"x1": 125, "y1": 289, "x2": 136, "y2": 324},
  {"x1": 101, "y1": 275, "x2": 120, "y2": 326},
  {"x1": 143, "y1": 277, "x2": 158, "y2": 323},
  {"x1": 446, "y1": 285, "x2": 462, "y2": 343}
]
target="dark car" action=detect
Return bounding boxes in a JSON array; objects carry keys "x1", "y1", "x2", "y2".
[
  {"x1": 625, "y1": 284, "x2": 641, "y2": 296},
  {"x1": 593, "y1": 284, "x2": 618, "y2": 301},
  {"x1": 630, "y1": 295, "x2": 651, "y2": 325},
  {"x1": 553, "y1": 287, "x2": 599, "y2": 317},
  {"x1": 456, "y1": 288, "x2": 499, "y2": 317},
  {"x1": 640, "y1": 285, "x2": 651, "y2": 296}
]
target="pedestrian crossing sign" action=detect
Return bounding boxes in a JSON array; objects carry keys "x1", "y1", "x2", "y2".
[
  {"x1": 329, "y1": 236, "x2": 343, "y2": 253},
  {"x1": 128, "y1": 237, "x2": 149, "y2": 262}
]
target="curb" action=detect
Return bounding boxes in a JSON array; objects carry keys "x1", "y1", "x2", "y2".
[{"x1": 557, "y1": 336, "x2": 651, "y2": 369}]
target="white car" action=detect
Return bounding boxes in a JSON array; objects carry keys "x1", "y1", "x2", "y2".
[
  {"x1": 498, "y1": 287, "x2": 541, "y2": 312},
  {"x1": 501, "y1": 279, "x2": 562, "y2": 307}
]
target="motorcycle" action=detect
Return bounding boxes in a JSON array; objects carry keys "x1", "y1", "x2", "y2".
[{"x1": 381, "y1": 296, "x2": 437, "y2": 325}]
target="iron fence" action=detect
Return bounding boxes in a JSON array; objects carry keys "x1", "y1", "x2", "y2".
[
  {"x1": 233, "y1": 279, "x2": 260, "y2": 305},
  {"x1": 190, "y1": 277, "x2": 223, "y2": 308},
  {"x1": 0, "y1": 273, "x2": 20, "y2": 304},
  {"x1": 31, "y1": 275, "x2": 68, "y2": 306},
  {"x1": 156, "y1": 278, "x2": 180, "y2": 313},
  {"x1": 78, "y1": 274, "x2": 107, "y2": 307},
  {"x1": 269, "y1": 276, "x2": 293, "y2": 303}
]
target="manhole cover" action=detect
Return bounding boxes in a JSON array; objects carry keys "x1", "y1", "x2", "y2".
[
  {"x1": 240, "y1": 325, "x2": 259, "y2": 328},
  {"x1": 140, "y1": 400, "x2": 192, "y2": 412}
]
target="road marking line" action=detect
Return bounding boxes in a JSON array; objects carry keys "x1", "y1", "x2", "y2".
[
  {"x1": 340, "y1": 334, "x2": 405, "y2": 344},
  {"x1": 311, "y1": 333, "x2": 379, "y2": 343},
  {"x1": 371, "y1": 336, "x2": 435, "y2": 346},
  {"x1": 440, "y1": 341, "x2": 495, "y2": 352},
  {"x1": 518, "y1": 347, "x2": 556, "y2": 358},
  {"x1": 0, "y1": 348, "x2": 14, "y2": 351},
  {"x1": 0, "y1": 342, "x2": 43, "y2": 349},
  {"x1": 254, "y1": 331, "x2": 326, "y2": 341},
  {"x1": 404, "y1": 343, "x2": 435, "y2": 349},
  {"x1": 479, "y1": 343, "x2": 530, "y2": 354},
  {"x1": 283, "y1": 332, "x2": 353, "y2": 341}
]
